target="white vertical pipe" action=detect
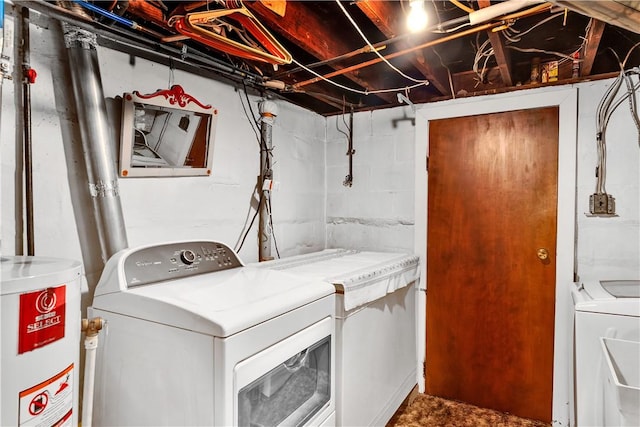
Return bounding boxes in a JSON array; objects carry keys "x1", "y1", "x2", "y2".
[{"x1": 81, "y1": 334, "x2": 98, "y2": 427}]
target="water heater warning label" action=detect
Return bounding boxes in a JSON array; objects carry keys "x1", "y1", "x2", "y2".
[
  {"x1": 19, "y1": 364, "x2": 74, "y2": 427},
  {"x1": 18, "y1": 286, "x2": 66, "y2": 354}
]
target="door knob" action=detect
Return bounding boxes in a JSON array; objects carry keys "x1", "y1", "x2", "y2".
[{"x1": 537, "y1": 248, "x2": 549, "y2": 261}]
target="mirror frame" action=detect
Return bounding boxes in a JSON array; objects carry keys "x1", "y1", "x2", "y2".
[{"x1": 119, "y1": 85, "x2": 218, "y2": 177}]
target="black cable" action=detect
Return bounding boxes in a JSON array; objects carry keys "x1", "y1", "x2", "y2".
[
  {"x1": 237, "y1": 85, "x2": 261, "y2": 143},
  {"x1": 236, "y1": 191, "x2": 263, "y2": 253},
  {"x1": 267, "y1": 195, "x2": 281, "y2": 259},
  {"x1": 242, "y1": 80, "x2": 261, "y2": 130}
]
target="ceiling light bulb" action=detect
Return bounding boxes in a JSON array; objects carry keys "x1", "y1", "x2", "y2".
[{"x1": 407, "y1": 0, "x2": 428, "y2": 33}]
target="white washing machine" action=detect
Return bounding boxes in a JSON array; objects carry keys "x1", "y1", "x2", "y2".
[
  {"x1": 89, "y1": 240, "x2": 336, "y2": 426},
  {"x1": 253, "y1": 249, "x2": 419, "y2": 427},
  {"x1": 571, "y1": 279, "x2": 640, "y2": 426}
]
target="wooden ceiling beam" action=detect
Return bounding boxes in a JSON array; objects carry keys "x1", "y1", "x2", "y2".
[
  {"x1": 478, "y1": 0, "x2": 513, "y2": 87},
  {"x1": 355, "y1": 0, "x2": 452, "y2": 96},
  {"x1": 580, "y1": 18, "x2": 606, "y2": 77},
  {"x1": 245, "y1": 1, "x2": 397, "y2": 105}
]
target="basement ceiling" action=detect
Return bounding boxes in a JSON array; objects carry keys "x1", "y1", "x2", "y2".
[{"x1": 27, "y1": 0, "x2": 640, "y2": 115}]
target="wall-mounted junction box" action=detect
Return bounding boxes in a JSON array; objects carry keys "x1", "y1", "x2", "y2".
[{"x1": 589, "y1": 193, "x2": 616, "y2": 215}]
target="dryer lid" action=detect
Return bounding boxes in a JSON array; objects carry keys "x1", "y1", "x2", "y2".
[{"x1": 91, "y1": 266, "x2": 334, "y2": 337}]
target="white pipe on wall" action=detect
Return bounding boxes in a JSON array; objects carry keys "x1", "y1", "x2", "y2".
[
  {"x1": 81, "y1": 317, "x2": 104, "y2": 427},
  {"x1": 469, "y1": 0, "x2": 545, "y2": 25}
]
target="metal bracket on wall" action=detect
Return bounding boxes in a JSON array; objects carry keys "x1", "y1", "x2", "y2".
[{"x1": 392, "y1": 112, "x2": 415, "y2": 128}]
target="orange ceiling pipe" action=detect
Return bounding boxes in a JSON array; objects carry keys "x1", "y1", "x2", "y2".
[{"x1": 170, "y1": 7, "x2": 292, "y2": 65}]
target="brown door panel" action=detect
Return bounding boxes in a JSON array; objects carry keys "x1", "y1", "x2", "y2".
[{"x1": 425, "y1": 107, "x2": 559, "y2": 422}]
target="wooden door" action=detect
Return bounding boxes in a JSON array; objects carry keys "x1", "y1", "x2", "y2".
[{"x1": 425, "y1": 107, "x2": 559, "y2": 422}]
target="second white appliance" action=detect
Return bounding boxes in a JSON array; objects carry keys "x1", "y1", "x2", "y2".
[
  {"x1": 572, "y1": 279, "x2": 640, "y2": 427},
  {"x1": 255, "y1": 249, "x2": 420, "y2": 426}
]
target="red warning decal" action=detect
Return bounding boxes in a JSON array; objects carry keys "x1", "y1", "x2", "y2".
[
  {"x1": 18, "y1": 286, "x2": 66, "y2": 354},
  {"x1": 19, "y1": 364, "x2": 74, "y2": 427},
  {"x1": 28, "y1": 392, "x2": 49, "y2": 416}
]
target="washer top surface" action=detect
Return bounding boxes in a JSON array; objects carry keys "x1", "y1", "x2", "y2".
[
  {"x1": 91, "y1": 241, "x2": 335, "y2": 337},
  {"x1": 573, "y1": 279, "x2": 640, "y2": 316},
  {"x1": 253, "y1": 249, "x2": 420, "y2": 310}
]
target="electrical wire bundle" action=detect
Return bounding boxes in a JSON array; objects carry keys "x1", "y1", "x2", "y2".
[{"x1": 594, "y1": 43, "x2": 640, "y2": 197}]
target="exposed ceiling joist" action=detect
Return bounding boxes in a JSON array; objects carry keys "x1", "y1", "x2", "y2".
[
  {"x1": 553, "y1": 0, "x2": 640, "y2": 34},
  {"x1": 354, "y1": 0, "x2": 452, "y2": 96},
  {"x1": 245, "y1": 1, "x2": 397, "y2": 105},
  {"x1": 478, "y1": 0, "x2": 513, "y2": 87},
  {"x1": 581, "y1": 19, "x2": 607, "y2": 76},
  {"x1": 26, "y1": 0, "x2": 640, "y2": 116}
]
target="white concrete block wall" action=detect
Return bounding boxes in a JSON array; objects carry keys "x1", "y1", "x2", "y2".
[
  {"x1": 575, "y1": 80, "x2": 640, "y2": 279},
  {"x1": 325, "y1": 106, "x2": 416, "y2": 253},
  {"x1": 323, "y1": 80, "x2": 639, "y2": 278},
  {"x1": 1, "y1": 13, "x2": 326, "y2": 275}
]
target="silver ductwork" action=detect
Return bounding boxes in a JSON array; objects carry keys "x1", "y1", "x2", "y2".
[{"x1": 61, "y1": 23, "x2": 128, "y2": 263}]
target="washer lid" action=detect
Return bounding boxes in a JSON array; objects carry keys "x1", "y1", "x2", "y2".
[
  {"x1": 254, "y1": 249, "x2": 420, "y2": 310},
  {"x1": 91, "y1": 266, "x2": 334, "y2": 337},
  {"x1": 575, "y1": 279, "x2": 640, "y2": 316},
  {"x1": 600, "y1": 280, "x2": 640, "y2": 298},
  {"x1": 1, "y1": 256, "x2": 83, "y2": 295}
]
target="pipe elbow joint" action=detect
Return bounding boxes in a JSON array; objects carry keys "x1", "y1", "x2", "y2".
[{"x1": 82, "y1": 317, "x2": 105, "y2": 337}]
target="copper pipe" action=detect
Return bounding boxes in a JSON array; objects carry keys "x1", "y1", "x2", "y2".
[
  {"x1": 294, "y1": 22, "x2": 500, "y2": 89},
  {"x1": 293, "y1": 2, "x2": 552, "y2": 89}
]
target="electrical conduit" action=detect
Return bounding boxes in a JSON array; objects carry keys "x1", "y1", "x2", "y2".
[{"x1": 258, "y1": 100, "x2": 277, "y2": 261}]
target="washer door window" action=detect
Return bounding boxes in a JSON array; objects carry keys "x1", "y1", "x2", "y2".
[{"x1": 235, "y1": 318, "x2": 332, "y2": 426}]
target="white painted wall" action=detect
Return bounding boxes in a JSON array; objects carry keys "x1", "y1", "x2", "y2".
[
  {"x1": 325, "y1": 106, "x2": 416, "y2": 253},
  {"x1": 1, "y1": 13, "x2": 326, "y2": 284},
  {"x1": 325, "y1": 80, "x2": 640, "y2": 277},
  {"x1": 575, "y1": 81, "x2": 640, "y2": 280}
]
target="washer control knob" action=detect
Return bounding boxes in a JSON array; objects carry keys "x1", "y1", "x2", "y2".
[{"x1": 181, "y1": 250, "x2": 197, "y2": 265}]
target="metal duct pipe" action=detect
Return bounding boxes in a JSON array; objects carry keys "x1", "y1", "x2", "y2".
[
  {"x1": 62, "y1": 23, "x2": 128, "y2": 262},
  {"x1": 258, "y1": 100, "x2": 277, "y2": 262}
]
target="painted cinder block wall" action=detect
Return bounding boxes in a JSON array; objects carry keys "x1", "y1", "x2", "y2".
[
  {"x1": 325, "y1": 106, "x2": 417, "y2": 253},
  {"x1": 0, "y1": 13, "x2": 327, "y2": 290},
  {"x1": 326, "y1": 81, "x2": 640, "y2": 280}
]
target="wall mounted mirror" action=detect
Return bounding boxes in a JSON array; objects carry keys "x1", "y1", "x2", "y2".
[{"x1": 119, "y1": 85, "x2": 217, "y2": 177}]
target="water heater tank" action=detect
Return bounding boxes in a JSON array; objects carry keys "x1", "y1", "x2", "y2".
[{"x1": 1, "y1": 256, "x2": 83, "y2": 427}]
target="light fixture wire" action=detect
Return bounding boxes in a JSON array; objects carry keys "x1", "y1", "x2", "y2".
[
  {"x1": 335, "y1": 0, "x2": 430, "y2": 86},
  {"x1": 291, "y1": 58, "x2": 427, "y2": 95}
]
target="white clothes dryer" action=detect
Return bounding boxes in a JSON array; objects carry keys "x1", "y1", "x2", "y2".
[
  {"x1": 89, "y1": 240, "x2": 335, "y2": 426},
  {"x1": 571, "y1": 279, "x2": 640, "y2": 427}
]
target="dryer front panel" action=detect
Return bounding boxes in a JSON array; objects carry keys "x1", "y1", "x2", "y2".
[{"x1": 235, "y1": 317, "x2": 332, "y2": 426}]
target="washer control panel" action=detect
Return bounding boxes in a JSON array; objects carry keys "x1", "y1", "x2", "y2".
[{"x1": 123, "y1": 241, "x2": 243, "y2": 288}]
